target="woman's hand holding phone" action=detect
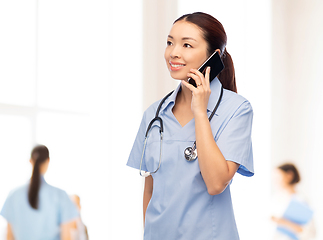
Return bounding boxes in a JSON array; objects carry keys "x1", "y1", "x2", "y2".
[
  {"x1": 181, "y1": 51, "x2": 224, "y2": 117},
  {"x1": 181, "y1": 67, "x2": 211, "y2": 118}
]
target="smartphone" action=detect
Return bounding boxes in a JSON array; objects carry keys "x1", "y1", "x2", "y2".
[{"x1": 188, "y1": 51, "x2": 224, "y2": 87}]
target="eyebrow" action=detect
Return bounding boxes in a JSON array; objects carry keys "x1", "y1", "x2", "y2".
[{"x1": 167, "y1": 35, "x2": 197, "y2": 42}]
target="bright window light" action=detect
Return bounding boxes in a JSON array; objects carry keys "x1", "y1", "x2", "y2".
[{"x1": 0, "y1": 0, "x2": 36, "y2": 106}]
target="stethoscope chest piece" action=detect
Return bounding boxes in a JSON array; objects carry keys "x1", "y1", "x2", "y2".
[{"x1": 184, "y1": 146, "x2": 197, "y2": 161}]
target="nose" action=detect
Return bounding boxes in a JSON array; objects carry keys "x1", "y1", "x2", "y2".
[{"x1": 170, "y1": 45, "x2": 181, "y2": 59}]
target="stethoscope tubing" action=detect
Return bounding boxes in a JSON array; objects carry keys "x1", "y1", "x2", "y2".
[
  {"x1": 139, "y1": 86, "x2": 223, "y2": 176},
  {"x1": 139, "y1": 131, "x2": 163, "y2": 177}
]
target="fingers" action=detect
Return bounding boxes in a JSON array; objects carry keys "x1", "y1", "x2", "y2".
[
  {"x1": 181, "y1": 80, "x2": 196, "y2": 92},
  {"x1": 204, "y1": 67, "x2": 211, "y2": 89},
  {"x1": 187, "y1": 69, "x2": 203, "y2": 88},
  {"x1": 186, "y1": 67, "x2": 211, "y2": 89},
  {"x1": 182, "y1": 67, "x2": 211, "y2": 116}
]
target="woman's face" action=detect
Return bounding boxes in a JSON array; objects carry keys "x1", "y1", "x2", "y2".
[
  {"x1": 164, "y1": 20, "x2": 209, "y2": 81},
  {"x1": 274, "y1": 169, "x2": 293, "y2": 188}
]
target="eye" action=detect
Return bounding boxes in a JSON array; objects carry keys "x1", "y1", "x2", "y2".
[
  {"x1": 167, "y1": 41, "x2": 173, "y2": 46},
  {"x1": 183, "y1": 43, "x2": 192, "y2": 48}
]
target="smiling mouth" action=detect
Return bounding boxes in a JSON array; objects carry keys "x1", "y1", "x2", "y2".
[{"x1": 169, "y1": 62, "x2": 185, "y2": 68}]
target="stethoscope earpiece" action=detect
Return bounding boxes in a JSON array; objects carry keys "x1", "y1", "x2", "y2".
[{"x1": 139, "y1": 170, "x2": 151, "y2": 177}]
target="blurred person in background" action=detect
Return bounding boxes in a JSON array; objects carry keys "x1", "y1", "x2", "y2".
[
  {"x1": 271, "y1": 163, "x2": 316, "y2": 240},
  {"x1": 70, "y1": 195, "x2": 89, "y2": 240},
  {"x1": 0, "y1": 145, "x2": 78, "y2": 240}
]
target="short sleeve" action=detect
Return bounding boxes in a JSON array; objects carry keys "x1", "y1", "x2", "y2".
[
  {"x1": 58, "y1": 191, "x2": 79, "y2": 224},
  {"x1": 216, "y1": 101, "x2": 254, "y2": 176},
  {"x1": 0, "y1": 192, "x2": 14, "y2": 223},
  {"x1": 127, "y1": 113, "x2": 148, "y2": 171}
]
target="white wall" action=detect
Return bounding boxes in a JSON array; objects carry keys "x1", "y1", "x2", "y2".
[
  {"x1": 272, "y1": 0, "x2": 323, "y2": 239},
  {"x1": 142, "y1": 0, "x2": 179, "y2": 109}
]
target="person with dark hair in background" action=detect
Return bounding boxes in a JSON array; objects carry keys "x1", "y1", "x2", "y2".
[
  {"x1": 0, "y1": 145, "x2": 78, "y2": 240},
  {"x1": 127, "y1": 12, "x2": 254, "y2": 239},
  {"x1": 271, "y1": 163, "x2": 316, "y2": 240}
]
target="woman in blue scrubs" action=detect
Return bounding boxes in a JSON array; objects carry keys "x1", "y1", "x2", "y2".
[
  {"x1": 127, "y1": 12, "x2": 254, "y2": 239},
  {"x1": 0, "y1": 145, "x2": 78, "y2": 240}
]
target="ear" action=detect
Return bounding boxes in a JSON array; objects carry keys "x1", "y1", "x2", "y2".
[
  {"x1": 215, "y1": 49, "x2": 221, "y2": 54},
  {"x1": 29, "y1": 159, "x2": 34, "y2": 167},
  {"x1": 286, "y1": 170, "x2": 294, "y2": 183}
]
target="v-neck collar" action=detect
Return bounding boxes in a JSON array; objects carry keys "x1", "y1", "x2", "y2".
[
  {"x1": 158, "y1": 77, "x2": 223, "y2": 115},
  {"x1": 154, "y1": 78, "x2": 222, "y2": 141}
]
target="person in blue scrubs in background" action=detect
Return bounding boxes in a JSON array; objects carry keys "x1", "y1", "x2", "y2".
[
  {"x1": 0, "y1": 145, "x2": 78, "y2": 240},
  {"x1": 127, "y1": 12, "x2": 254, "y2": 239}
]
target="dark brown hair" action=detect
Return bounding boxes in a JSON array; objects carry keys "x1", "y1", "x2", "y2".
[
  {"x1": 174, "y1": 12, "x2": 237, "y2": 92},
  {"x1": 278, "y1": 163, "x2": 301, "y2": 185},
  {"x1": 28, "y1": 145, "x2": 49, "y2": 209}
]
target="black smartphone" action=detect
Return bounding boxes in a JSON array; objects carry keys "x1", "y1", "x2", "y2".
[{"x1": 188, "y1": 51, "x2": 224, "y2": 87}]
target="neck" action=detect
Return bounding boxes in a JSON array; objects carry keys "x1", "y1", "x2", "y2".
[
  {"x1": 284, "y1": 184, "x2": 296, "y2": 195},
  {"x1": 177, "y1": 82, "x2": 192, "y2": 105}
]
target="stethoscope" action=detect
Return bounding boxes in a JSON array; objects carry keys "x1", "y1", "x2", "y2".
[{"x1": 139, "y1": 86, "x2": 223, "y2": 177}]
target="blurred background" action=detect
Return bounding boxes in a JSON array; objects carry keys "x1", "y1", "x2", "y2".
[{"x1": 0, "y1": 0, "x2": 322, "y2": 239}]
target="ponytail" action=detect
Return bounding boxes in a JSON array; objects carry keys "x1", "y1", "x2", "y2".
[
  {"x1": 218, "y1": 48, "x2": 237, "y2": 93},
  {"x1": 29, "y1": 156, "x2": 41, "y2": 209},
  {"x1": 28, "y1": 145, "x2": 49, "y2": 209}
]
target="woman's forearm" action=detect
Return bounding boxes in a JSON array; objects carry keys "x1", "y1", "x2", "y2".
[
  {"x1": 143, "y1": 192, "x2": 151, "y2": 224},
  {"x1": 143, "y1": 176, "x2": 153, "y2": 225},
  {"x1": 61, "y1": 220, "x2": 76, "y2": 240},
  {"x1": 272, "y1": 216, "x2": 303, "y2": 233},
  {"x1": 7, "y1": 223, "x2": 14, "y2": 240},
  {"x1": 195, "y1": 112, "x2": 239, "y2": 195}
]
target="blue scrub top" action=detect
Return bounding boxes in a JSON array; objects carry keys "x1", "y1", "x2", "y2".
[
  {"x1": 127, "y1": 78, "x2": 254, "y2": 240},
  {"x1": 0, "y1": 176, "x2": 79, "y2": 240}
]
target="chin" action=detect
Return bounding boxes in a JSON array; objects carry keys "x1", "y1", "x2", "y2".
[{"x1": 169, "y1": 73, "x2": 188, "y2": 81}]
